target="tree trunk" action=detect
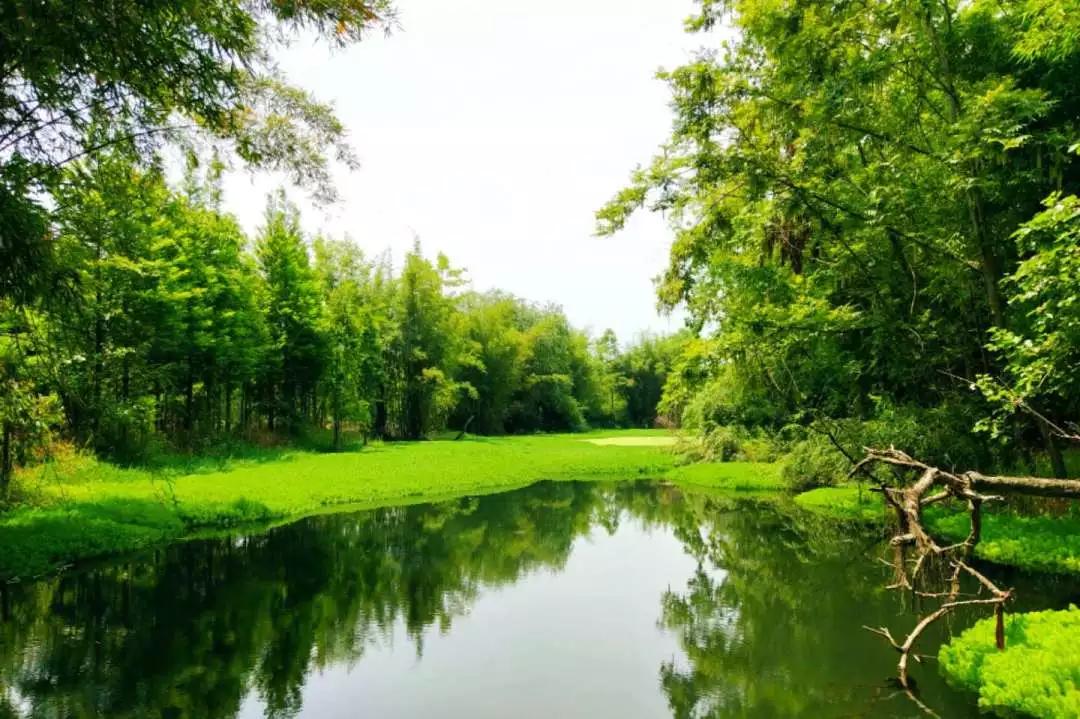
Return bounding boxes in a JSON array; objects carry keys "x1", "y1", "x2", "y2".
[
  {"x1": 1, "y1": 422, "x2": 12, "y2": 499},
  {"x1": 1036, "y1": 415, "x2": 1068, "y2": 479},
  {"x1": 374, "y1": 397, "x2": 387, "y2": 439}
]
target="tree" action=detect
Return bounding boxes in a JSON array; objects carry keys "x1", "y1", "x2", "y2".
[
  {"x1": 0, "y1": 307, "x2": 59, "y2": 496},
  {"x1": 591, "y1": 329, "x2": 626, "y2": 425},
  {"x1": 0, "y1": 0, "x2": 393, "y2": 304},
  {"x1": 255, "y1": 192, "x2": 324, "y2": 435},
  {"x1": 599, "y1": 0, "x2": 1080, "y2": 466},
  {"x1": 454, "y1": 292, "x2": 526, "y2": 435},
  {"x1": 510, "y1": 312, "x2": 591, "y2": 433},
  {"x1": 392, "y1": 244, "x2": 474, "y2": 439},
  {"x1": 616, "y1": 332, "x2": 690, "y2": 428},
  {"x1": 314, "y1": 236, "x2": 383, "y2": 449},
  {"x1": 979, "y1": 191, "x2": 1080, "y2": 475}
]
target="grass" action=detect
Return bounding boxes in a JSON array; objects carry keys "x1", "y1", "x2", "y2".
[
  {"x1": 9, "y1": 432, "x2": 1075, "y2": 582},
  {"x1": 795, "y1": 484, "x2": 1080, "y2": 575},
  {"x1": 1, "y1": 430, "x2": 685, "y2": 581},
  {"x1": 585, "y1": 436, "x2": 678, "y2": 447},
  {"x1": 666, "y1": 461, "x2": 784, "y2": 492},
  {"x1": 928, "y1": 510, "x2": 1080, "y2": 575},
  {"x1": 939, "y1": 606, "x2": 1080, "y2": 718},
  {"x1": 793, "y1": 484, "x2": 884, "y2": 523}
]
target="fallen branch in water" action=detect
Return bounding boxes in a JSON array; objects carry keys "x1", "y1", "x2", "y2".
[{"x1": 852, "y1": 448, "x2": 1080, "y2": 694}]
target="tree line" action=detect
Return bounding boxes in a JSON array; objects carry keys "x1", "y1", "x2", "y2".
[
  {"x1": 601, "y1": 0, "x2": 1080, "y2": 480},
  {"x1": 0, "y1": 152, "x2": 686, "y2": 476}
]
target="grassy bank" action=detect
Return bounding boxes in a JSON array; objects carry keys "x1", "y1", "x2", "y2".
[
  {"x1": 666, "y1": 461, "x2": 784, "y2": 492},
  {"x1": 794, "y1": 484, "x2": 884, "y2": 523},
  {"x1": 795, "y1": 484, "x2": 1080, "y2": 575},
  {"x1": 0, "y1": 431, "x2": 678, "y2": 580},
  {"x1": 9, "y1": 432, "x2": 1078, "y2": 583},
  {"x1": 1, "y1": 430, "x2": 788, "y2": 581}
]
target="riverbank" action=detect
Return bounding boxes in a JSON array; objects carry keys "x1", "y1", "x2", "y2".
[
  {"x1": 7, "y1": 434, "x2": 1080, "y2": 583},
  {"x1": 796, "y1": 483, "x2": 1080, "y2": 575},
  {"x1": 0, "y1": 431, "x2": 784, "y2": 581}
]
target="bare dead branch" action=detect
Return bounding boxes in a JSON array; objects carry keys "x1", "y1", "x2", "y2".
[{"x1": 852, "y1": 447, "x2": 1051, "y2": 695}]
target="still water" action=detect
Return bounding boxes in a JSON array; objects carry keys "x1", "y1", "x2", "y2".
[{"x1": 1, "y1": 481, "x2": 1078, "y2": 718}]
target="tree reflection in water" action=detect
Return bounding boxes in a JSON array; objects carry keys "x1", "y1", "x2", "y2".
[{"x1": 1, "y1": 481, "x2": 1076, "y2": 718}]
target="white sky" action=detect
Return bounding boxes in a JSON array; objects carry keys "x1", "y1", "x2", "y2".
[{"x1": 221, "y1": 0, "x2": 703, "y2": 342}]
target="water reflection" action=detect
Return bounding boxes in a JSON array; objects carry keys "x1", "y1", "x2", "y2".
[{"x1": 0, "y1": 481, "x2": 1077, "y2": 718}]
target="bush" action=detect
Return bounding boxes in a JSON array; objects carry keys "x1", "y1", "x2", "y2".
[
  {"x1": 782, "y1": 435, "x2": 849, "y2": 492},
  {"x1": 679, "y1": 367, "x2": 785, "y2": 433},
  {"x1": 856, "y1": 401, "x2": 992, "y2": 472},
  {"x1": 95, "y1": 396, "x2": 159, "y2": 464},
  {"x1": 676, "y1": 425, "x2": 781, "y2": 464},
  {"x1": 940, "y1": 606, "x2": 1080, "y2": 718},
  {"x1": 779, "y1": 401, "x2": 1000, "y2": 492}
]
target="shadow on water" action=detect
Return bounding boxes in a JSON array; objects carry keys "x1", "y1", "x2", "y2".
[{"x1": 0, "y1": 480, "x2": 1078, "y2": 718}]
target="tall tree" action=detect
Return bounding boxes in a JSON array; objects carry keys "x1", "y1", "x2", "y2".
[
  {"x1": 255, "y1": 192, "x2": 324, "y2": 435},
  {"x1": 599, "y1": 0, "x2": 1080, "y2": 464},
  {"x1": 314, "y1": 236, "x2": 383, "y2": 449},
  {"x1": 393, "y1": 244, "x2": 474, "y2": 439}
]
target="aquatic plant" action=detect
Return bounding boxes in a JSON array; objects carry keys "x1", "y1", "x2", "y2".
[{"x1": 940, "y1": 606, "x2": 1080, "y2": 718}]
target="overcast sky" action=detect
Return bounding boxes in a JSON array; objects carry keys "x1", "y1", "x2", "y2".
[{"x1": 221, "y1": 0, "x2": 703, "y2": 342}]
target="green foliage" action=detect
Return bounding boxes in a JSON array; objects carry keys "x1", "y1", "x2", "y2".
[
  {"x1": 314, "y1": 236, "x2": 383, "y2": 448},
  {"x1": 599, "y1": 0, "x2": 1080, "y2": 474},
  {"x1": 256, "y1": 192, "x2": 325, "y2": 434},
  {"x1": 782, "y1": 436, "x2": 850, "y2": 492},
  {"x1": 0, "y1": 0, "x2": 391, "y2": 202},
  {"x1": 508, "y1": 313, "x2": 591, "y2": 432},
  {"x1": 940, "y1": 606, "x2": 1080, "y2": 718},
  {"x1": 979, "y1": 192, "x2": 1080, "y2": 448},
  {"x1": 0, "y1": 0, "x2": 393, "y2": 307},
  {"x1": 677, "y1": 424, "x2": 781, "y2": 464},
  {"x1": 390, "y1": 244, "x2": 475, "y2": 439},
  {"x1": 0, "y1": 147, "x2": 669, "y2": 475}
]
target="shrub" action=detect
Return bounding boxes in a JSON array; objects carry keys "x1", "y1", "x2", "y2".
[
  {"x1": 940, "y1": 606, "x2": 1080, "y2": 718},
  {"x1": 676, "y1": 425, "x2": 781, "y2": 464},
  {"x1": 739, "y1": 436, "x2": 780, "y2": 463},
  {"x1": 782, "y1": 435, "x2": 849, "y2": 492},
  {"x1": 857, "y1": 401, "x2": 992, "y2": 472},
  {"x1": 95, "y1": 396, "x2": 159, "y2": 464}
]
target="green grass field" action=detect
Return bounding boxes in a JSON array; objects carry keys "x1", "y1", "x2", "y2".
[
  {"x1": 794, "y1": 483, "x2": 885, "y2": 523},
  {"x1": 1, "y1": 430, "x2": 720, "y2": 580}
]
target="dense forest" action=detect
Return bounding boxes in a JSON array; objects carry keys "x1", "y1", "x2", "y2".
[
  {"x1": 601, "y1": 0, "x2": 1080, "y2": 482},
  {"x1": 2, "y1": 1, "x2": 1080, "y2": 715}
]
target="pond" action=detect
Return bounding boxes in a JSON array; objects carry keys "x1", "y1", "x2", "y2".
[{"x1": 1, "y1": 480, "x2": 1078, "y2": 718}]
